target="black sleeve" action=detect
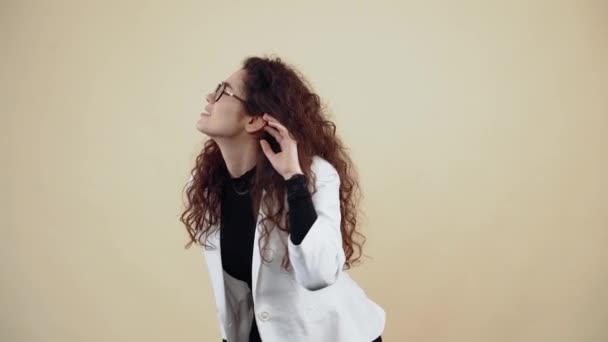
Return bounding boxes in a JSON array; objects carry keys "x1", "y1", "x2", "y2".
[{"x1": 285, "y1": 173, "x2": 318, "y2": 245}]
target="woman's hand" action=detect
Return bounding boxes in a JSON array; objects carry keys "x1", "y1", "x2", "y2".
[{"x1": 259, "y1": 113, "x2": 303, "y2": 180}]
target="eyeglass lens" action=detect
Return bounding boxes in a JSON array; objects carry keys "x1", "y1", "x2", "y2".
[{"x1": 214, "y1": 83, "x2": 224, "y2": 102}]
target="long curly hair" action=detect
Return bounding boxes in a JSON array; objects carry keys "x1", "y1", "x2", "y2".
[{"x1": 180, "y1": 55, "x2": 367, "y2": 271}]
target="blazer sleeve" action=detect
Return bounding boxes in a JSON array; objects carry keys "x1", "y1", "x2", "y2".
[{"x1": 287, "y1": 156, "x2": 346, "y2": 291}]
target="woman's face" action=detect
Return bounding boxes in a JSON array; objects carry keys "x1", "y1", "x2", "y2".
[{"x1": 196, "y1": 68, "x2": 255, "y2": 139}]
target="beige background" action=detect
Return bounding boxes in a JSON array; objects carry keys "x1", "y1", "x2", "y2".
[{"x1": 3, "y1": 0, "x2": 607, "y2": 341}]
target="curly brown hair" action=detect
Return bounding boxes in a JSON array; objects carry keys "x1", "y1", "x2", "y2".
[{"x1": 180, "y1": 55, "x2": 367, "y2": 271}]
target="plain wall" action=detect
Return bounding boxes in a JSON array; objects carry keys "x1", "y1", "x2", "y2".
[{"x1": 3, "y1": 0, "x2": 607, "y2": 341}]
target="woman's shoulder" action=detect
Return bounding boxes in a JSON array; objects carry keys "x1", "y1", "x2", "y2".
[
  {"x1": 311, "y1": 155, "x2": 338, "y2": 175},
  {"x1": 311, "y1": 155, "x2": 339, "y2": 182}
]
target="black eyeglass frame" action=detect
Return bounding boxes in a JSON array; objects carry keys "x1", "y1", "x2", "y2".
[{"x1": 214, "y1": 82, "x2": 247, "y2": 104}]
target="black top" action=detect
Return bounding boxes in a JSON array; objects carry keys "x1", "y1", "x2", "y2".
[
  {"x1": 220, "y1": 166, "x2": 317, "y2": 342},
  {"x1": 219, "y1": 165, "x2": 382, "y2": 342}
]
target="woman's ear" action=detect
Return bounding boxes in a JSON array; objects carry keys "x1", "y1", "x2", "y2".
[{"x1": 245, "y1": 115, "x2": 267, "y2": 134}]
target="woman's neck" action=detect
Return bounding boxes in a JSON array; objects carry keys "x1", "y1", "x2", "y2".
[{"x1": 214, "y1": 137, "x2": 260, "y2": 178}]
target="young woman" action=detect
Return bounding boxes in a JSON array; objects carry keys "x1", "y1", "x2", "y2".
[{"x1": 181, "y1": 56, "x2": 385, "y2": 342}]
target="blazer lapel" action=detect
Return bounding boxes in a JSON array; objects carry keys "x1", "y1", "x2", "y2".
[
  {"x1": 251, "y1": 189, "x2": 267, "y2": 301},
  {"x1": 203, "y1": 225, "x2": 228, "y2": 330},
  {"x1": 204, "y1": 189, "x2": 269, "y2": 330}
]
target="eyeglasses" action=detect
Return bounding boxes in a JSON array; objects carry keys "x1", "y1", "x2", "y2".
[{"x1": 213, "y1": 82, "x2": 247, "y2": 104}]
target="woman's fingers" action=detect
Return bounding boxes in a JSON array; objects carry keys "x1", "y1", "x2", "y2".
[
  {"x1": 263, "y1": 113, "x2": 295, "y2": 141},
  {"x1": 259, "y1": 139, "x2": 276, "y2": 159},
  {"x1": 266, "y1": 121, "x2": 287, "y2": 137},
  {"x1": 267, "y1": 120, "x2": 296, "y2": 140},
  {"x1": 264, "y1": 125, "x2": 282, "y2": 141}
]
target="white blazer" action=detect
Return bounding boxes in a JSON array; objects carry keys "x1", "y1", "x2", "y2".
[{"x1": 198, "y1": 155, "x2": 385, "y2": 342}]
